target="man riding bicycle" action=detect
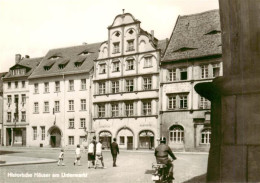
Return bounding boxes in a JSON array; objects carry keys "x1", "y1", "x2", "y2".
[{"x1": 155, "y1": 137, "x2": 177, "y2": 180}]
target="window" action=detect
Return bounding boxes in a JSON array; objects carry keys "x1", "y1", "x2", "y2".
[
  {"x1": 199, "y1": 96, "x2": 211, "y2": 109},
  {"x1": 126, "y1": 79, "x2": 134, "y2": 92},
  {"x1": 111, "y1": 103, "x2": 119, "y2": 117},
  {"x1": 22, "y1": 81, "x2": 25, "y2": 88},
  {"x1": 55, "y1": 101, "x2": 60, "y2": 112},
  {"x1": 111, "y1": 81, "x2": 119, "y2": 93},
  {"x1": 143, "y1": 77, "x2": 152, "y2": 90},
  {"x1": 213, "y1": 63, "x2": 220, "y2": 77},
  {"x1": 127, "y1": 59, "x2": 134, "y2": 70},
  {"x1": 120, "y1": 136, "x2": 125, "y2": 145},
  {"x1": 68, "y1": 100, "x2": 74, "y2": 111},
  {"x1": 7, "y1": 95, "x2": 12, "y2": 104},
  {"x1": 127, "y1": 40, "x2": 134, "y2": 51},
  {"x1": 144, "y1": 56, "x2": 152, "y2": 68},
  {"x1": 169, "y1": 125, "x2": 184, "y2": 143},
  {"x1": 34, "y1": 83, "x2": 39, "y2": 93},
  {"x1": 8, "y1": 82, "x2": 11, "y2": 89},
  {"x1": 115, "y1": 32, "x2": 120, "y2": 37},
  {"x1": 168, "y1": 93, "x2": 188, "y2": 110},
  {"x1": 15, "y1": 81, "x2": 18, "y2": 88},
  {"x1": 168, "y1": 95, "x2": 176, "y2": 109},
  {"x1": 143, "y1": 101, "x2": 151, "y2": 115},
  {"x1": 201, "y1": 65, "x2": 209, "y2": 79},
  {"x1": 7, "y1": 112, "x2": 11, "y2": 122},
  {"x1": 113, "y1": 42, "x2": 120, "y2": 53},
  {"x1": 125, "y1": 102, "x2": 134, "y2": 116},
  {"x1": 99, "y1": 82, "x2": 106, "y2": 94},
  {"x1": 44, "y1": 82, "x2": 49, "y2": 93},
  {"x1": 69, "y1": 119, "x2": 74, "y2": 128},
  {"x1": 180, "y1": 68, "x2": 187, "y2": 80},
  {"x1": 179, "y1": 94, "x2": 188, "y2": 109},
  {"x1": 55, "y1": 81, "x2": 60, "y2": 92},
  {"x1": 21, "y1": 111, "x2": 26, "y2": 121},
  {"x1": 21, "y1": 94, "x2": 26, "y2": 104},
  {"x1": 201, "y1": 129, "x2": 211, "y2": 144},
  {"x1": 81, "y1": 79, "x2": 86, "y2": 90},
  {"x1": 69, "y1": 136, "x2": 74, "y2": 145},
  {"x1": 41, "y1": 126, "x2": 45, "y2": 140},
  {"x1": 81, "y1": 99, "x2": 86, "y2": 111},
  {"x1": 69, "y1": 80, "x2": 74, "y2": 91},
  {"x1": 34, "y1": 102, "x2": 39, "y2": 113},
  {"x1": 98, "y1": 104, "x2": 105, "y2": 118},
  {"x1": 44, "y1": 101, "x2": 49, "y2": 112},
  {"x1": 80, "y1": 118, "x2": 86, "y2": 128},
  {"x1": 169, "y1": 68, "x2": 176, "y2": 81},
  {"x1": 99, "y1": 64, "x2": 106, "y2": 74},
  {"x1": 33, "y1": 127, "x2": 37, "y2": 140},
  {"x1": 113, "y1": 62, "x2": 120, "y2": 72}
]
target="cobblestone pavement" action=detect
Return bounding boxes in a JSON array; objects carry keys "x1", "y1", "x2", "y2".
[{"x1": 0, "y1": 148, "x2": 208, "y2": 183}]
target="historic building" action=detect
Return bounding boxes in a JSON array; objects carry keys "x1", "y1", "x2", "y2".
[
  {"x1": 92, "y1": 12, "x2": 167, "y2": 149},
  {"x1": 0, "y1": 72, "x2": 7, "y2": 145},
  {"x1": 2, "y1": 55, "x2": 43, "y2": 146},
  {"x1": 27, "y1": 43, "x2": 100, "y2": 147},
  {"x1": 160, "y1": 10, "x2": 222, "y2": 150}
]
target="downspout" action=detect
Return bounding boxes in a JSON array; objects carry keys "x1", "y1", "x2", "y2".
[
  {"x1": 88, "y1": 73, "x2": 93, "y2": 145},
  {"x1": 62, "y1": 74, "x2": 65, "y2": 147}
]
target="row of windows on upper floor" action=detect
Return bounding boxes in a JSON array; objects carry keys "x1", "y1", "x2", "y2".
[
  {"x1": 111, "y1": 39, "x2": 135, "y2": 54},
  {"x1": 98, "y1": 56, "x2": 154, "y2": 74},
  {"x1": 33, "y1": 99, "x2": 87, "y2": 114},
  {"x1": 166, "y1": 63, "x2": 221, "y2": 82},
  {"x1": 95, "y1": 100, "x2": 156, "y2": 118},
  {"x1": 96, "y1": 76, "x2": 157, "y2": 95},
  {"x1": 7, "y1": 94, "x2": 27, "y2": 105},
  {"x1": 6, "y1": 111, "x2": 26, "y2": 123}
]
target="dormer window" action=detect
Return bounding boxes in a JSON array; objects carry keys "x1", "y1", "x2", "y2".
[
  {"x1": 74, "y1": 62, "x2": 83, "y2": 67},
  {"x1": 11, "y1": 68, "x2": 26, "y2": 76},
  {"x1": 205, "y1": 30, "x2": 221, "y2": 35},
  {"x1": 58, "y1": 60, "x2": 69, "y2": 70},
  {"x1": 44, "y1": 66, "x2": 51, "y2": 71},
  {"x1": 49, "y1": 56, "x2": 61, "y2": 60},
  {"x1": 44, "y1": 62, "x2": 54, "y2": 71},
  {"x1": 79, "y1": 51, "x2": 90, "y2": 56},
  {"x1": 173, "y1": 47, "x2": 197, "y2": 52}
]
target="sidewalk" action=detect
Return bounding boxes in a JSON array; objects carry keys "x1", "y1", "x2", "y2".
[{"x1": 0, "y1": 155, "x2": 57, "y2": 167}]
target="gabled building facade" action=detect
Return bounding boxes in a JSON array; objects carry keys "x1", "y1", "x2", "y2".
[
  {"x1": 2, "y1": 55, "x2": 43, "y2": 146},
  {"x1": 27, "y1": 43, "x2": 100, "y2": 147},
  {"x1": 92, "y1": 13, "x2": 167, "y2": 149},
  {"x1": 160, "y1": 10, "x2": 222, "y2": 150}
]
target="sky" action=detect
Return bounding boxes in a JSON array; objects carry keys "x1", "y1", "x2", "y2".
[{"x1": 0, "y1": 0, "x2": 219, "y2": 73}]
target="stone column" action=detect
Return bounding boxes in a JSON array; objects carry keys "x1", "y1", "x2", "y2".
[{"x1": 195, "y1": 0, "x2": 260, "y2": 182}]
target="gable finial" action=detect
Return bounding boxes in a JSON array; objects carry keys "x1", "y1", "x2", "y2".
[{"x1": 122, "y1": 9, "x2": 125, "y2": 14}]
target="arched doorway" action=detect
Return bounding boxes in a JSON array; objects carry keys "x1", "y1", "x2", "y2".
[
  {"x1": 139, "y1": 130, "x2": 154, "y2": 149},
  {"x1": 117, "y1": 127, "x2": 134, "y2": 150},
  {"x1": 169, "y1": 125, "x2": 184, "y2": 149},
  {"x1": 99, "y1": 131, "x2": 112, "y2": 149},
  {"x1": 48, "y1": 126, "x2": 62, "y2": 147}
]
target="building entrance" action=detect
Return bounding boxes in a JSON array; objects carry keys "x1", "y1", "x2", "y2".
[
  {"x1": 99, "y1": 131, "x2": 112, "y2": 149},
  {"x1": 139, "y1": 130, "x2": 154, "y2": 149},
  {"x1": 48, "y1": 126, "x2": 61, "y2": 147},
  {"x1": 117, "y1": 128, "x2": 134, "y2": 150}
]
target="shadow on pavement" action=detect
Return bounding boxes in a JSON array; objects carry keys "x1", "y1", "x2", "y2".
[
  {"x1": 0, "y1": 150, "x2": 22, "y2": 155},
  {"x1": 144, "y1": 169, "x2": 155, "y2": 174},
  {"x1": 182, "y1": 173, "x2": 206, "y2": 183}
]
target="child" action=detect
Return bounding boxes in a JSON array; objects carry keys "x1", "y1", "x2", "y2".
[
  {"x1": 74, "y1": 144, "x2": 81, "y2": 166},
  {"x1": 57, "y1": 149, "x2": 65, "y2": 166}
]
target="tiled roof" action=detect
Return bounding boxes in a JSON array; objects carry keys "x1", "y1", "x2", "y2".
[
  {"x1": 29, "y1": 42, "x2": 101, "y2": 79},
  {"x1": 157, "y1": 39, "x2": 168, "y2": 56},
  {"x1": 162, "y1": 10, "x2": 221, "y2": 63},
  {"x1": 4, "y1": 57, "x2": 43, "y2": 79}
]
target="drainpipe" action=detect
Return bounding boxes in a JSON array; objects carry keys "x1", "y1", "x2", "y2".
[
  {"x1": 88, "y1": 73, "x2": 93, "y2": 145},
  {"x1": 63, "y1": 74, "x2": 65, "y2": 147}
]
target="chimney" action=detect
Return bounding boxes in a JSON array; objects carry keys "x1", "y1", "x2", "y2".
[
  {"x1": 15, "y1": 54, "x2": 21, "y2": 64},
  {"x1": 25, "y1": 55, "x2": 30, "y2": 59},
  {"x1": 151, "y1": 30, "x2": 154, "y2": 41}
]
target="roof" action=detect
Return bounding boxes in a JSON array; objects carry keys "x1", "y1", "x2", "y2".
[
  {"x1": 29, "y1": 42, "x2": 101, "y2": 79},
  {"x1": 157, "y1": 39, "x2": 168, "y2": 56},
  {"x1": 4, "y1": 57, "x2": 43, "y2": 79},
  {"x1": 162, "y1": 9, "x2": 221, "y2": 63}
]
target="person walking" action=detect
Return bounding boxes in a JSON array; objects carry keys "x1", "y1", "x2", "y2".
[
  {"x1": 74, "y1": 144, "x2": 81, "y2": 166},
  {"x1": 92, "y1": 136, "x2": 97, "y2": 166},
  {"x1": 95, "y1": 139, "x2": 105, "y2": 169},
  {"x1": 110, "y1": 138, "x2": 119, "y2": 167},
  {"x1": 57, "y1": 149, "x2": 65, "y2": 166},
  {"x1": 88, "y1": 140, "x2": 95, "y2": 168}
]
